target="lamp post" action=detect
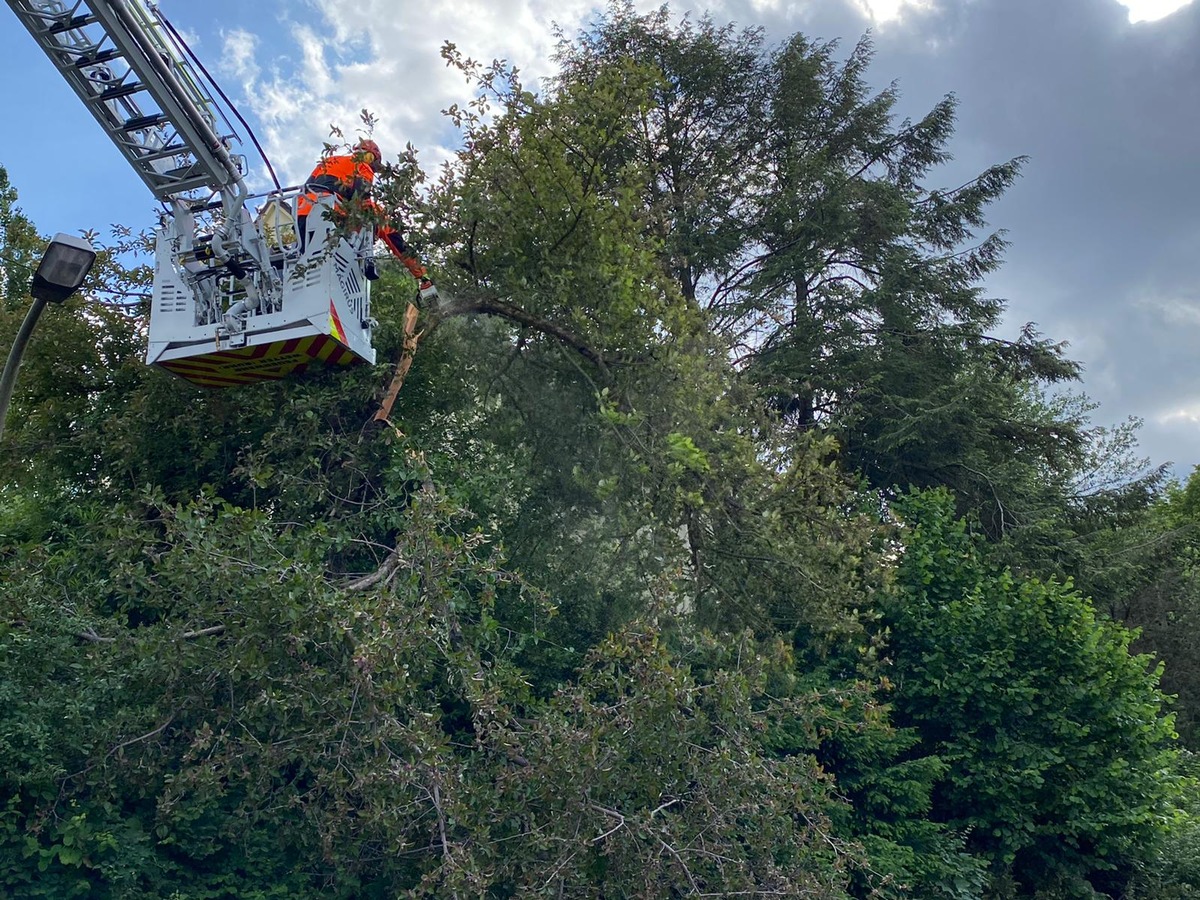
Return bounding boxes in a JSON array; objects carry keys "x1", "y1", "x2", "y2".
[{"x1": 0, "y1": 233, "x2": 97, "y2": 442}]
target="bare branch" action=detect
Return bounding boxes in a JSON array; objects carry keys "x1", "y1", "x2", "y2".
[
  {"x1": 181, "y1": 625, "x2": 227, "y2": 640},
  {"x1": 106, "y1": 715, "x2": 175, "y2": 760},
  {"x1": 589, "y1": 803, "x2": 627, "y2": 843},
  {"x1": 658, "y1": 838, "x2": 701, "y2": 895},
  {"x1": 77, "y1": 628, "x2": 117, "y2": 644},
  {"x1": 344, "y1": 545, "x2": 405, "y2": 592},
  {"x1": 76, "y1": 624, "x2": 226, "y2": 643},
  {"x1": 432, "y1": 782, "x2": 453, "y2": 862},
  {"x1": 436, "y1": 295, "x2": 610, "y2": 377}
]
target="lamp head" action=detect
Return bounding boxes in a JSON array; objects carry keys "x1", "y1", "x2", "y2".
[{"x1": 31, "y1": 233, "x2": 96, "y2": 304}]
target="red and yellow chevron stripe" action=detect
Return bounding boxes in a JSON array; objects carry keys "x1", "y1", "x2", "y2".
[
  {"x1": 328, "y1": 302, "x2": 348, "y2": 345},
  {"x1": 156, "y1": 333, "x2": 359, "y2": 388}
]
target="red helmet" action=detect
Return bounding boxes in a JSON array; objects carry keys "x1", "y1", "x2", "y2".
[{"x1": 355, "y1": 139, "x2": 382, "y2": 168}]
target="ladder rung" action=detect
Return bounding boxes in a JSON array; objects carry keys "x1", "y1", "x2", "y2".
[
  {"x1": 123, "y1": 113, "x2": 168, "y2": 131},
  {"x1": 14, "y1": 0, "x2": 239, "y2": 202},
  {"x1": 99, "y1": 82, "x2": 145, "y2": 101},
  {"x1": 138, "y1": 143, "x2": 189, "y2": 161},
  {"x1": 160, "y1": 164, "x2": 203, "y2": 179},
  {"x1": 48, "y1": 14, "x2": 96, "y2": 35},
  {"x1": 76, "y1": 48, "x2": 123, "y2": 68}
]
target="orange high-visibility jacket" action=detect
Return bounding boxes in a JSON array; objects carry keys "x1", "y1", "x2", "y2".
[
  {"x1": 296, "y1": 154, "x2": 374, "y2": 217},
  {"x1": 296, "y1": 154, "x2": 425, "y2": 279}
]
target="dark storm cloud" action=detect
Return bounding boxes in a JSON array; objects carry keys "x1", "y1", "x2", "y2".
[
  {"x1": 699, "y1": 0, "x2": 1200, "y2": 473},
  {"x1": 881, "y1": 0, "x2": 1200, "y2": 475}
]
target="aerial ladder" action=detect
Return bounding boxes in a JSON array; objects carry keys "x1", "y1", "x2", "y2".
[{"x1": 6, "y1": 0, "x2": 378, "y2": 386}]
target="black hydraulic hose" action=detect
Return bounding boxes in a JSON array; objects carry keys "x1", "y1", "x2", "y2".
[{"x1": 157, "y1": 11, "x2": 282, "y2": 193}]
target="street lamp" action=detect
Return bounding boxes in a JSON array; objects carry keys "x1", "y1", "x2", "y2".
[
  {"x1": 31, "y1": 233, "x2": 97, "y2": 303},
  {"x1": 0, "y1": 233, "x2": 97, "y2": 441}
]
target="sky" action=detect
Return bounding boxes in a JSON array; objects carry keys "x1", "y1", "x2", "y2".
[{"x1": 1, "y1": 0, "x2": 1198, "y2": 479}]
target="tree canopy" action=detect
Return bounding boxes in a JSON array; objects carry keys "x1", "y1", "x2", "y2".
[{"x1": 0, "y1": 4, "x2": 1194, "y2": 898}]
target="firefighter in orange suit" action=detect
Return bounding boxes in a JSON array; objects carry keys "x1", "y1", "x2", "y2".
[{"x1": 297, "y1": 139, "x2": 435, "y2": 297}]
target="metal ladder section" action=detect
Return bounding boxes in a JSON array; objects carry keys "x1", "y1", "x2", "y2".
[{"x1": 5, "y1": 0, "x2": 246, "y2": 205}]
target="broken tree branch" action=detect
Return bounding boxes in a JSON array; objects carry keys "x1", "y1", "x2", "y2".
[{"x1": 373, "y1": 302, "x2": 423, "y2": 425}]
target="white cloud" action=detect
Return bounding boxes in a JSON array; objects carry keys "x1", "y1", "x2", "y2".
[
  {"x1": 849, "y1": 0, "x2": 933, "y2": 24},
  {"x1": 228, "y1": 0, "x2": 824, "y2": 187},
  {"x1": 1117, "y1": 0, "x2": 1195, "y2": 23},
  {"x1": 1135, "y1": 291, "x2": 1200, "y2": 328},
  {"x1": 1157, "y1": 404, "x2": 1200, "y2": 425},
  {"x1": 219, "y1": 28, "x2": 259, "y2": 82},
  {"x1": 226, "y1": 0, "x2": 605, "y2": 186}
]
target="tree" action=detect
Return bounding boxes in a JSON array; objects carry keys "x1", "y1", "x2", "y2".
[
  {"x1": 1080, "y1": 466, "x2": 1200, "y2": 748},
  {"x1": 885, "y1": 489, "x2": 1180, "y2": 896},
  {"x1": 0, "y1": 3, "x2": 1191, "y2": 894},
  {"x1": 417, "y1": 29, "x2": 875, "y2": 653},
  {"x1": 0, "y1": 471, "x2": 878, "y2": 897},
  {"x1": 541, "y1": 4, "x2": 1093, "y2": 552},
  {"x1": 0, "y1": 150, "x2": 880, "y2": 893}
]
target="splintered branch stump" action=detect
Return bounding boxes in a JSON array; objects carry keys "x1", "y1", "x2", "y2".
[{"x1": 373, "y1": 302, "x2": 422, "y2": 425}]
